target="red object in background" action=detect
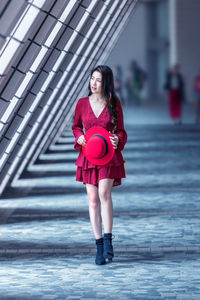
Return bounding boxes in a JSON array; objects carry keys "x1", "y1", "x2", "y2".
[{"x1": 168, "y1": 90, "x2": 182, "y2": 119}]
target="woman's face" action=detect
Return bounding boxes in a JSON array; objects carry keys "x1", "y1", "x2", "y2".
[{"x1": 90, "y1": 71, "x2": 102, "y2": 95}]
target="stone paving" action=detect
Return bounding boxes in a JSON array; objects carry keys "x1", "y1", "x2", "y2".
[{"x1": 0, "y1": 103, "x2": 200, "y2": 299}]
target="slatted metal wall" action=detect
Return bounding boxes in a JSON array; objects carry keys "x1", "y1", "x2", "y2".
[{"x1": 0, "y1": 0, "x2": 138, "y2": 196}]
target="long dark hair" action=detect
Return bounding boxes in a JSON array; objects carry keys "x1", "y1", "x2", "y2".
[{"x1": 88, "y1": 65, "x2": 119, "y2": 129}]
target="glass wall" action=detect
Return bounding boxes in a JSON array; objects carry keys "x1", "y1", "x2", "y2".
[{"x1": 147, "y1": 0, "x2": 169, "y2": 100}]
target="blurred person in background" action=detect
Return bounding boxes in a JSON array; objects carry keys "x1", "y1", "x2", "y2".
[
  {"x1": 164, "y1": 64, "x2": 184, "y2": 125},
  {"x1": 114, "y1": 65, "x2": 125, "y2": 106},
  {"x1": 126, "y1": 60, "x2": 147, "y2": 105},
  {"x1": 194, "y1": 69, "x2": 200, "y2": 124}
]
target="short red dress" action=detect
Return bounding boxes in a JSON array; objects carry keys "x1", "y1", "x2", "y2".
[
  {"x1": 72, "y1": 97, "x2": 127, "y2": 187},
  {"x1": 169, "y1": 90, "x2": 182, "y2": 119}
]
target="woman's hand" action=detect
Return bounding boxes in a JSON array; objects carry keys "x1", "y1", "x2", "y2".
[
  {"x1": 77, "y1": 135, "x2": 87, "y2": 146},
  {"x1": 109, "y1": 134, "x2": 119, "y2": 149}
]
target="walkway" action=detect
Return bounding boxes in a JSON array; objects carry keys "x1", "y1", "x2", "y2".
[{"x1": 0, "y1": 103, "x2": 200, "y2": 299}]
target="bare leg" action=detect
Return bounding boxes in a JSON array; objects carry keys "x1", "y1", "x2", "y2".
[
  {"x1": 86, "y1": 183, "x2": 102, "y2": 239},
  {"x1": 98, "y1": 179, "x2": 114, "y2": 234}
]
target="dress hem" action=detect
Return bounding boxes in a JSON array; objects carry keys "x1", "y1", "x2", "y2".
[{"x1": 76, "y1": 177, "x2": 124, "y2": 187}]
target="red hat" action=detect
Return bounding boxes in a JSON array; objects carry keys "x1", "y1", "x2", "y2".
[{"x1": 82, "y1": 126, "x2": 115, "y2": 166}]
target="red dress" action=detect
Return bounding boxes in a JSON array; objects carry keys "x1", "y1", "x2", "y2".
[
  {"x1": 169, "y1": 90, "x2": 181, "y2": 119},
  {"x1": 72, "y1": 97, "x2": 127, "y2": 186}
]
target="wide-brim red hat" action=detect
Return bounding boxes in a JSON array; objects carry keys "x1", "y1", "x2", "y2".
[{"x1": 82, "y1": 126, "x2": 115, "y2": 166}]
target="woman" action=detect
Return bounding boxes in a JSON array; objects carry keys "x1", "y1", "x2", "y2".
[
  {"x1": 72, "y1": 65, "x2": 127, "y2": 265},
  {"x1": 164, "y1": 64, "x2": 184, "y2": 124}
]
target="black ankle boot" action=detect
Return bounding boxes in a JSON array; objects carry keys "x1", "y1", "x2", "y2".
[
  {"x1": 95, "y1": 238, "x2": 106, "y2": 265},
  {"x1": 103, "y1": 233, "x2": 114, "y2": 261}
]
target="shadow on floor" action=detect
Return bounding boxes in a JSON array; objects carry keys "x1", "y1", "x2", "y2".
[{"x1": 0, "y1": 247, "x2": 199, "y2": 263}]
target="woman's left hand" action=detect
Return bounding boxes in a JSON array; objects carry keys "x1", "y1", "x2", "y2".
[{"x1": 109, "y1": 134, "x2": 119, "y2": 149}]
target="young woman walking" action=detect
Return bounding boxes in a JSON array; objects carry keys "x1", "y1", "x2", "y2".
[{"x1": 72, "y1": 65, "x2": 127, "y2": 265}]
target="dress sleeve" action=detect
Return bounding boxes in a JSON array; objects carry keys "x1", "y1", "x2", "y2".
[
  {"x1": 114, "y1": 101, "x2": 127, "y2": 151},
  {"x1": 72, "y1": 99, "x2": 84, "y2": 151}
]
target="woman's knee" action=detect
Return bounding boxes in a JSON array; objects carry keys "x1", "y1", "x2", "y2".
[
  {"x1": 98, "y1": 179, "x2": 113, "y2": 202},
  {"x1": 87, "y1": 192, "x2": 100, "y2": 209},
  {"x1": 98, "y1": 189, "x2": 111, "y2": 203},
  {"x1": 86, "y1": 184, "x2": 99, "y2": 208},
  {"x1": 89, "y1": 198, "x2": 100, "y2": 209}
]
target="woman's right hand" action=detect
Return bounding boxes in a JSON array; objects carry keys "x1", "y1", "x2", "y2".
[{"x1": 77, "y1": 135, "x2": 87, "y2": 146}]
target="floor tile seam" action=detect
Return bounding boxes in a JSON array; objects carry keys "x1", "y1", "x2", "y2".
[
  {"x1": 8, "y1": 211, "x2": 200, "y2": 219},
  {"x1": 13, "y1": 183, "x2": 200, "y2": 189},
  {"x1": 0, "y1": 246, "x2": 200, "y2": 255},
  {"x1": 120, "y1": 187, "x2": 200, "y2": 192},
  {"x1": 4, "y1": 187, "x2": 200, "y2": 197}
]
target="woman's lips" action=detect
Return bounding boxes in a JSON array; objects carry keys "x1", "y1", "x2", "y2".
[{"x1": 91, "y1": 86, "x2": 96, "y2": 91}]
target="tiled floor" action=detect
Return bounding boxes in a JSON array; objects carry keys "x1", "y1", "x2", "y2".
[{"x1": 0, "y1": 103, "x2": 200, "y2": 299}]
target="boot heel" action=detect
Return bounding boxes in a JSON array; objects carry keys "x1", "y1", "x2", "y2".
[
  {"x1": 95, "y1": 238, "x2": 106, "y2": 265},
  {"x1": 108, "y1": 257, "x2": 113, "y2": 262},
  {"x1": 103, "y1": 233, "x2": 114, "y2": 261},
  {"x1": 104, "y1": 253, "x2": 113, "y2": 260}
]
